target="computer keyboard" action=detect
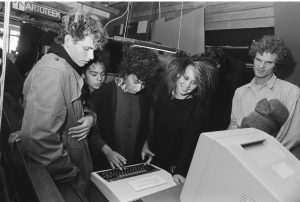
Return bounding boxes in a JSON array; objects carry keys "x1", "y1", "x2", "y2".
[
  {"x1": 91, "y1": 163, "x2": 176, "y2": 202},
  {"x1": 95, "y1": 163, "x2": 159, "y2": 182}
]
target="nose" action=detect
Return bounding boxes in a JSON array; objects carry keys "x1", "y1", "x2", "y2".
[
  {"x1": 185, "y1": 81, "x2": 192, "y2": 89},
  {"x1": 88, "y1": 50, "x2": 94, "y2": 60},
  {"x1": 259, "y1": 61, "x2": 265, "y2": 68},
  {"x1": 97, "y1": 74, "x2": 103, "y2": 82}
]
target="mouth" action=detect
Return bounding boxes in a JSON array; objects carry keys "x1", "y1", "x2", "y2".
[
  {"x1": 181, "y1": 87, "x2": 189, "y2": 92},
  {"x1": 256, "y1": 68, "x2": 265, "y2": 73}
]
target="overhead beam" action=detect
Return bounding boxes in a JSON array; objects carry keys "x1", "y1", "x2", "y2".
[
  {"x1": 59, "y1": 2, "x2": 113, "y2": 19},
  {"x1": 82, "y1": 2, "x2": 120, "y2": 15}
]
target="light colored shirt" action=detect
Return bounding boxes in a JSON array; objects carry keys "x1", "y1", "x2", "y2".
[{"x1": 230, "y1": 74, "x2": 300, "y2": 149}]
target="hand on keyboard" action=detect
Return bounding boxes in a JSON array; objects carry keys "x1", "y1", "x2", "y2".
[
  {"x1": 96, "y1": 163, "x2": 160, "y2": 182},
  {"x1": 102, "y1": 145, "x2": 127, "y2": 170},
  {"x1": 141, "y1": 140, "x2": 155, "y2": 165}
]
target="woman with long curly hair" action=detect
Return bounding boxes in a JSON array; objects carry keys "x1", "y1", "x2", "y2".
[{"x1": 142, "y1": 52, "x2": 217, "y2": 184}]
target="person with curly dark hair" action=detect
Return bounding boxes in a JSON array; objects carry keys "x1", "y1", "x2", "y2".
[
  {"x1": 228, "y1": 35, "x2": 300, "y2": 152},
  {"x1": 141, "y1": 53, "x2": 216, "y2": 184},
  {"x1": 87, "y1": 47, "x2": 160, "y2": 170},
  {"x1": 18, "y1": 10, "x2": 107, "y2": 200}
]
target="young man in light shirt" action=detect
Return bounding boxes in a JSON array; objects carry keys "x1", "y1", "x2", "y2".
[{"x1": 228, "y1": 35, "x2": 300, "y2": 151}]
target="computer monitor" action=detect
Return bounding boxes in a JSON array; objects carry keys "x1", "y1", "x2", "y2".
[{"x1": 181, "y1": 128, "x2": 300, "y2": 202}]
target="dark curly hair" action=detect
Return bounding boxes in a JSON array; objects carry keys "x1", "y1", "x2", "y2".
[
  {"x1": 249, "y1": 35, "x2": 290, "y2": 63},
  {"x1": 55, "y1": 11, "x2": 107, "y2": 50},
  {"x1": 119, "y1": 47, "x2": 160, "y2": 86}
]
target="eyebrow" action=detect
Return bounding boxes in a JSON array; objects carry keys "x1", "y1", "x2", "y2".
[
  {"x1": 255, "y1": 57, "x2": 275, "y2": 63},
  {"x1": 88, "y1": 70, "x2": 105, "y2": 73},
  {"x1": 83, "y1": 45, "x2": 94, "y2": 50}
]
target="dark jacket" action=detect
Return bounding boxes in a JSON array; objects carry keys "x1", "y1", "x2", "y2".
[{"x1": 88, "y1": 81, "x2": 153, "y2": 170}]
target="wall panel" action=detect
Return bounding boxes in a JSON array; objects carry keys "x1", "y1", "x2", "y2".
[{"x1": 108, "y1": 2, "x2": 275, "y2": 31}]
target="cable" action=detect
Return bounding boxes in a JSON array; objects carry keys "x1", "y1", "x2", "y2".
[
  {"x1": 123, "y1": 2, "x2": 132, "y2": 40},
  {"x1": 147, "y1": 2, "x2": 155, "y2": 41},
  {"x1": 159, "y1": 2, "x2": 161, "y2": 19},
  {"x1": 177, "y1": 1, "x2": 184, "y2": 50},
  {"x1": 104, "y1": 2, "x2": 130, "y2": 30}
]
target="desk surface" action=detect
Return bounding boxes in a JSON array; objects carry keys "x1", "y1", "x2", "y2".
[{"x1": 89, "y1": 183, "x2": 183, "y2": 202}]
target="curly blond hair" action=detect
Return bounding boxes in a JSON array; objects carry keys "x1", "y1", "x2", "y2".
[
  {"x1": 55, "y1": 11, "x2": 107, "y2": 50},
  {"x1": 249, "y1": 35, "x2": 290, "y2": 63}
]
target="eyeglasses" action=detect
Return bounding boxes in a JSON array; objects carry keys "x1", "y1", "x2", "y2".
[{"x1": 254, "y1": 57, "x2": 276, "y2": 67}]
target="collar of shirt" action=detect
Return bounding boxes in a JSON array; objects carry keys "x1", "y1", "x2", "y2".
[
  {"x1": 246, "y1": 74, "x2": 277, "y2": 89},
  {"x1": 115, "y1": 77, "x2": 128, "y2": 93}
]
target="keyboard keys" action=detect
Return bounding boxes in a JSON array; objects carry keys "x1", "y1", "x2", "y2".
[{"x1": 96, "y1": 163, "x2": 159, "y2": 182}]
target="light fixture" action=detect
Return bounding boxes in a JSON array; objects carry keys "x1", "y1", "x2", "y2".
[{"x1": 108, "y1": 36, "x2": 178, "y2": 54}]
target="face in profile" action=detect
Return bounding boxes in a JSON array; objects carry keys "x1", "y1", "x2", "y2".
[
  {"x1": 124, "y1": 74, "x2": 145, "y2": 94},
  {"x1": 175, "y1": 65, "x2": 197, "y2": 98},
  {"x1": 66, "y1": 35, "x2": 95, "y2": 67},
  {"x1": 82, "y1": 62, "x2": 105, "y2": 93},
  {"x1": 253, "y1": 52, "x2": 277, "y2": 83}
]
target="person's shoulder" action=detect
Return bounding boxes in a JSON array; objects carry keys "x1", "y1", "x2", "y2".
[
  {"x1": 235, "y1": 82, "x2": 251, "y2": 92},
  {"x1": 105, "y1": 73, "x2": 118, "y2": 83},
  {"x1": 276, "y1": 78, "x2": 299, "y2": 92},
  {"x1": 104, "y1": 80, "x2": 115, "y2": 90},
  {"x1": 37, "y1": 53, "x2": 66, "y2": 72},
  {"x1": 92, "y1": 80, "x2": 114, "y2": 96}
]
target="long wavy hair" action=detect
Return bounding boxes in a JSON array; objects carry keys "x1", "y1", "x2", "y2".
[{"x1": 165, "y1": 52, "x2": 217, "y2": 101}]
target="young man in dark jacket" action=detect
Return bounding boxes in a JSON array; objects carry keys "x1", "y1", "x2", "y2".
[{"x1": 19, "y1": 11, "x2": 107, "y2": 201}]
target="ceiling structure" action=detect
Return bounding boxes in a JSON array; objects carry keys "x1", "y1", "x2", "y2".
[{"x1": 39, "y1": 2, "x2": 121, "y2": 20}]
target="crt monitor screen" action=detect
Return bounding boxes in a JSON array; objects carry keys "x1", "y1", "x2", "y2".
[{"x1": 181, "y1": 128, "x2": 300, "y2": 202}]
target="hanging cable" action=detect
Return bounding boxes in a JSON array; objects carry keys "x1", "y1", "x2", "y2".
[
  {"x1": 146, "y1": 2, "x2": 155, "y2": 41},
  {"x1": 123, "y1": 2, "x2": 132, "y2": 40},
  {"x1": 159, "y1": 1, "x2": 161, "y2": 19},
  {"x1": 177, "y1": 1, "x2": 184, "y2": 50},
  {"x1": 127, "y1": 2, "x2": 133, "y2": 38},
  {"x1": 104, "y1": 2, "x2": 130, "y2": 30}
]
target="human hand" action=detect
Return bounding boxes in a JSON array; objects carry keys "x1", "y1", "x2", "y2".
[
  {"x1": 141, "y1": 141, "x2": 155, "y2": 165},
  {"x1": 8, "y1": 132, "x2": 21, "y2": 152},
  {"x1": 102, "y1": 146, "x2": 127, "y2": 170},
  {"x1": 173, "y1": 174, "x2": 185, "y2": 184},
  {"x1": 68, "y1": 116, "x2": 94, "y2": 141}
]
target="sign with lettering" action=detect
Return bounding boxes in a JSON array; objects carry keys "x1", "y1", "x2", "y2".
[{"x1": 12, "y1": 2, "x2": 62, "y2": 20}]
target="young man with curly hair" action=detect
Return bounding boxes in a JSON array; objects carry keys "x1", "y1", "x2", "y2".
[
  {"x1": 19, "y1": 11, "x2": 107, "y2": 200},
  {"x1": 228, "y1": 35, "x2": 300, "y2": 151},
  {"x1": 88, "y1": 47, "x2": 160, "y2": 171}
]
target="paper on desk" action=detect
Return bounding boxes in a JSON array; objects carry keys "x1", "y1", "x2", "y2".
[{"x1": 128, "y1": 175, "x2": 167, "y2": 192}]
